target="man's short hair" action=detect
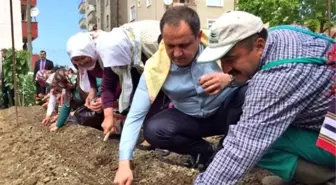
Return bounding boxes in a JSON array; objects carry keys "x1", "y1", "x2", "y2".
[
  {"x1": 40, "y1": 50, "x2": 46, "y2": 54},
  {"x1": 238, "y1": 28, "x2": 268, "y2": 51},
  {"x1": 160, "y1": 6, "x2": 200, "y2": 37}
]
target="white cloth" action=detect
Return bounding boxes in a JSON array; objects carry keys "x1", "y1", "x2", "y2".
[
  {"x1": 120, "y1": 20, "x2": 160, "y2": 61},
  {"x1": 96, "y1": 28, "x2": 132, "y2": 67},
  {"x1": 111, "y1": 66, "x2": 133, "y2": 112},
  {"x1": 66, "y1": 32, "x2": 98, "y2": 61},
  {"x1": 78, "y1": 69, "x2": 91, "y2": 93},
  {"x1": 95, "y1": 20, "x2": 160, "y2": 112},
  {"x1": 46, "y1": 73, "x2": 55, "y2": 85},
  {"x1": 46, "y1": 93, "x2": 57, "y2": 116},
  {"x1": 0, "y1": 56, "x2": 3, "y2": 77}
]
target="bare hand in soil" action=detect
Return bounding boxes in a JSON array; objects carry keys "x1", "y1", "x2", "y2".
[
  {"x1": 49, "y1": 123, "x2": 59, "y2": 132},
  {"x1": 41, "y1": 117, "x2": 50, "y2": 126},
  {"x1": 103, "y1": 131, "x2": 111, "y2": 142},
  {"x1": 199, "y1": 72, "x2": 232, "y2": 96},
  {"x1": 114, "y1": 161, "x2": 133, "y2": 185},
  {"x1": 101, "y1": 116, "x2": 116, "y2": 135},
  {"x1": 50, "y1": 115, "x2": 58, "y2": 123}
]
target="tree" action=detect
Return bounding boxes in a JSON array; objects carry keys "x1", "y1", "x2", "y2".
[
  {"x1": 2, "y1": 49, "x2": 34, "y2": 106},
  {"x1": 237, "y1": 0, "x2": 336, "y2": 32}
]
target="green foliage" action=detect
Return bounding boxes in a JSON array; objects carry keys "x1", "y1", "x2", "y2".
[
  {"x1": 237, "y1": 0, "x2": 336, "y2": 32},
  {"x1": 19, "y1": 73, "x2": 36, "y2": 106},
  {"x1": 1, "y1": 49, "x2": 35, "y2": 106},
  {"x1": 2, "y1": 49, "x2": 30, "y2": 89}
]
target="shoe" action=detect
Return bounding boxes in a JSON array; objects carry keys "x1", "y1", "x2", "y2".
[
  {"x1": 137, "y1": 144, "x2": 155, "y2": 151},
  {"x1": 183, "y1": 144, "x2": 217, "y2": 171},
  {"x1": 294, "y1": 159, "x2": 336, "y2": 185},
  {"x1": 325, "y1": 178, "x2": 336, "y2": 185},
  {"x1": 261, "y1": 176, "x2": 289, "y2": 185},
  {"x1": 0, "y1": 104, "x2": 8, "y2": 109}
]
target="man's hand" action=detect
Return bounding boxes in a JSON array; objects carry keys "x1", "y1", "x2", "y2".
[
  {"x1": 114, "y1": 161, "x2": 133, "y2": 185},
  {"x1": 199, "y1": 73, "x2": 232, "y2": 95},
  {"x1": 89, "y1": 97, "x2": 102, "y2": 112}
]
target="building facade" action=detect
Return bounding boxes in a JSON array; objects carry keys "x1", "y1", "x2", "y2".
[
  {"x1": 0, "y1": 0, "x2": 24, "y2": 50},
  {"x1": 78, "y1": 0, "x2": 97, "y2": 31},
  {"x1": 0, "y1": 0, "x2": 39, "y2": 66},
  {"x1": 126, "y1": 0, "x2": 235, "y2": 29},
  {"x1": 78, "y1": 0, "x2": 235, "y2": 31},
  {"x1": 78, "y1": 0, "x2": 128, "y2": 32}
]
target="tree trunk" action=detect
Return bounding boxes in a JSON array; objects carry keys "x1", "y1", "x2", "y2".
[{"x1": 320, "y1": 21, "x2": 325, "y2": 33}]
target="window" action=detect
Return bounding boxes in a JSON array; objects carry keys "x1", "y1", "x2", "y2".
[
  {"x1": 129, "y1": 5, "x2": 136, "y2": 22},
  {"x1": 206, "y1": 0, "x2": 223, "y2": 7},
  {"x1": 207, "y1": 19, "x2": 216, "y2": 29},
  {"x1": 106, "y1": 0, "x2": 109, "y2": 6},
  {"x1": 106, "y1": 15, "x2": 109, "y2": 28},
  {"x1": 146, "y1": 0, "x2": 152, "y2": 7}
]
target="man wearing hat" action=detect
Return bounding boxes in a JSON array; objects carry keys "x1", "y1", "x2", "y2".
[{"x1": 196, "y1": 11, "x2": 335, "y2": 185}]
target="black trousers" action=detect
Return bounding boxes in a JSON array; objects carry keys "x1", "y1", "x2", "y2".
[
  {"x1": 1, "y1": 80, "x2": 14, "y2": 107},
  {"x1": 143, "y1": 85, "x2": 247, "y2": 157},
  {"x1": 35, "y1": 82, "x2": 46, "y2": 95}
]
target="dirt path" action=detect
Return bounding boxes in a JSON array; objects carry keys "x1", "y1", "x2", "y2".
[{"x1": 0, "y1": 106, "x2": 272, "y2": 185}]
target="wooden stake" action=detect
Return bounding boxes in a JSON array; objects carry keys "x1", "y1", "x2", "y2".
[{"x1": 9, "y1": 0, "x2": 18, "y2": 124}]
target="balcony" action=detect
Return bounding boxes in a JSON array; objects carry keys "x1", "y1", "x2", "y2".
[
  {"x1": 79, "y1": 18, "x2": 87, "y2": 30},
  {"x1": 21, "y1": 0, "x2": 37, "y2": 7},
  {"x1": 86, "y1": 0, "x2": 96, "y2": 5},
  {"x1": 78, "y1": 1, "x2": 86, "y2": 14},
  {"x1": 22, "y1": 21, "x2": 38, "y2": 42},
  {"x1": 85, "y1": 4, "x2": 95, "y2": 16},
  {"x1": 87, "y1": 9, "x2": 97, "y2": 24}
]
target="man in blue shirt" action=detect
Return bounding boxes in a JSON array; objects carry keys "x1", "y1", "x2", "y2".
[{"x1": 113, "y1": 6, "x2": 247, "y2": 185}]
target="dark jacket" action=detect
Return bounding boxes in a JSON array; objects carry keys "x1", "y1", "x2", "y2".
[{"x1": 33, "y1": 59, "x2": 54, "y2": 80}]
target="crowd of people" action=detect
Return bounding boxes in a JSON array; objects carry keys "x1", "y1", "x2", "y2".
[{"x1": 1, "y1": 6, "x2": 335, "y2": 185}]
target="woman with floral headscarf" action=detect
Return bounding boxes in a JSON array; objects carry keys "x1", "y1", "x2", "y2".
[{"x1": 42, "y1": 68, "x2": 103, "y2": 131}]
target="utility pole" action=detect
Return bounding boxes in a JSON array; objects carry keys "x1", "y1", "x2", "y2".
[
  {"x1": 9, "y1": 0, "x2": 19, "y2": 123},
  {"x1": 26, "y1": 0, "x2": 33, "y2": 70}
]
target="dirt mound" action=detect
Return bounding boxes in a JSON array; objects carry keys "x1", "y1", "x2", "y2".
[{"x1": 0, "y1": 106, "x2": 272, "y2": 185}]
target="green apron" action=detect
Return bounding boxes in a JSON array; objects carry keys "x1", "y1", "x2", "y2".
[{"x1": 256, "y1": 25, "x2": 336, "y2": 181}]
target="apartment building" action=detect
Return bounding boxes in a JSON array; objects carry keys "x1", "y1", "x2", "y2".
[
  {"x1": 78, "y1": 0, "x2": 97, "y2": 31},
  {"x1": 78, "y1": 0, "x2": 128, "y2": 32},
  {"x1": 0, "y1": 0, "x2": 40, "y2": 65},
  {"x1": 0, "y1": 0, "x2": 26, "y2": 50},
  {"x1": 126, "y1": 0, "x2": 235, "y2": 29}
]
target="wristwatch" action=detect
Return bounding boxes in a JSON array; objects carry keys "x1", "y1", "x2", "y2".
[{"x1": 228, "y1": 74, "x2": 235, "y2": 87}]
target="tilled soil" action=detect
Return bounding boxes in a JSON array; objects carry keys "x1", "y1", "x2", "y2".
[{"x1": 0, "y1": 106, "x2": 273, "y2": 185}]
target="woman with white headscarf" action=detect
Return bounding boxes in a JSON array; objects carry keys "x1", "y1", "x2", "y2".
[
  {"x1": 66, "y1": 32, "x2": 104, "y2": 112},
  {"x1": 95, "y1": 20, "x2": 171, "y2": 150}
]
